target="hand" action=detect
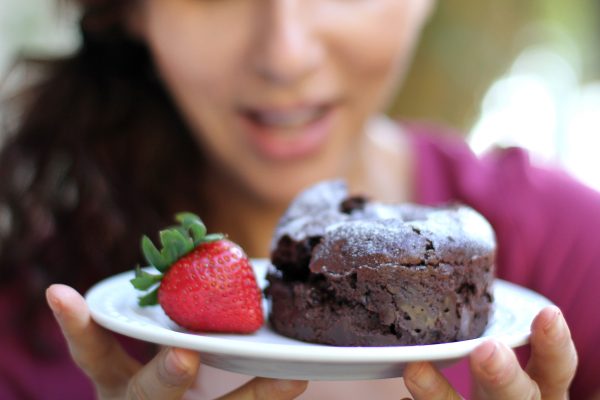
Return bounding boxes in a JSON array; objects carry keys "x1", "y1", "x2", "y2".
[
  {"x1": 46, "y1": 284, "x2": 307, "y2": 400},
  {"x1": 403, "y1": 306, "x2": 577, "y2": 399}
]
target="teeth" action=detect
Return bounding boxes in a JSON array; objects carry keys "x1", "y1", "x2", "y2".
[{"x1": 251, "y1": 108, "x2": 325, "y2": 128}]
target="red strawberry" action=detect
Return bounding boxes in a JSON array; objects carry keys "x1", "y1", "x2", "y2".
[{"x1": 130, "y1": 213, "x2": 263, "y2": 333}]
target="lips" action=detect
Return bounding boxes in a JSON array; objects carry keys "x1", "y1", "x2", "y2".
[
  {"x1": 237, "y1": 103, "x2": 336, "y2": 160},
  {"x1": 245, "y1": 106, "x2": 329, "y2": 128}
]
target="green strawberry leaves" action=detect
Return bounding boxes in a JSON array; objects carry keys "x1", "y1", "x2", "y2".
[
  {"x1": 177, "y1": 212, "x2": 207, "y2": 243},
  {"x1": 131, "y1": 266, "x2": 162, "y2": 290},
  {"x1": 130, "y1": 212, "x2": 224, "y2": 307},
  {"x1": 203, "y1": 233, "x2": 225, "y2": 242},
  {"x1": 138, "y1": 287, "x2": 159, "y2": 306},
  {"x1": 141, "y1": 235, "x2": 171, "y2": 272}
]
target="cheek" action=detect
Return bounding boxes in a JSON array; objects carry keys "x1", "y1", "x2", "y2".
[
  {"x1": 324, "y1": 2, "x2": 427, "y2": 99},
  {"x1": 146, "y1": 37, "x2": 239, "y2": 167},
  {"x1": 142, "y1": 3, "x2": 251, "y2": 105},
  {"x1": 140, "y1": 3, "x2": 257, "y2": 159},
  {"x1": 149, "y1": 38, "x2": 231, "y2": 151},
  {"x1": 150, "y1": 41, "x2": 231, "y2": 107}
]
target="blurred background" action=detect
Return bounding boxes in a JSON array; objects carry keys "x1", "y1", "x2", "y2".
[{"x1": 1, "y1": 0, "x2": 599, "y2": 190}]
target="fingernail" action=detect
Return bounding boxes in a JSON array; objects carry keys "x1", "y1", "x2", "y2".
[
  {"x1": 408, "y1": 362, "x2": 437, "y2": 390},
  {"x1": 274, "y1": 380, "x2": 304, "y2": 392},
  {"x1": 46, "y1": 289, "x2": 62, "y2": 316},
  {"x1": 165, "y1": 348, "x2": 196, "y2": 377},
  {"x1": 543, "y1": 307, "x2": 565, "y2": 341},
  {"x1": 472, "y1": 341, "x2": 503, "y2": 376}
]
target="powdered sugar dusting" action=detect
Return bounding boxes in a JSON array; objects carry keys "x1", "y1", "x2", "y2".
[
  {"x1": 271, "y1": 180, "x2": 496, "y2": 270},
  {"x1": 311, "y1": 219, "x2": 428, "y2": 274},
  {"x1": 406, "y1": 207, "x2": 495, "y2": 253},
  {"x1": 278, "y1": 180, "x2": 348, "y2": 223},
  {"x1": 271, "y1": 180, "x2": 349, "y2": 249}
]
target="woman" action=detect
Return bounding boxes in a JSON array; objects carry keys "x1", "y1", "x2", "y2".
[{"x1": 1, "y1": 0, "x2": 598, "y2": 398}]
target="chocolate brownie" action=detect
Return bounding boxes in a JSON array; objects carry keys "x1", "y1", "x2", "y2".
[{"x1": 265, "y1": 180, "x2": 496, "y2": 346}]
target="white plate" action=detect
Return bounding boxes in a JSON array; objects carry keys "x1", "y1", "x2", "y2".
[{"x1": 86, "y1": 259, "x2": 553, "y2": 380}]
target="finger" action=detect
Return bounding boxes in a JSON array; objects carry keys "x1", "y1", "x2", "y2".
[
  {"x1": 470, "y1": 340, "x2": 540, "y2": 400},
  {"x1": 127, "y1": 347, "x2": 200, "y2": 399},
  {"x1": 526, "y1": 306, "x2": 577, "y2": 400},
  {"x1": 46, "y1": 284, "x2": 140, "y2": 394},
  {"x1": 404, "y1": 362, "x2": 463, "y2": 400},
  {"x1": 217, "y1": 378, "x2": 308, "y2": 400}
]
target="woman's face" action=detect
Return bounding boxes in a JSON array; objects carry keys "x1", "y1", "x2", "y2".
[{"x1": 131, "y1": 0, "x2": 434, "y2": 204}]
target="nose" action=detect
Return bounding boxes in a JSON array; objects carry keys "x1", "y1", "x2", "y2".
[{"x1": 251, "y1": 0, "x2": 323, "y2": 85}]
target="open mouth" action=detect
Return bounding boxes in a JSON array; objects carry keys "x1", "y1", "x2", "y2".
[
  {"x1": 238, "y1": 103, "x2": 337, "y2": 160},
  {"x1": 243, "y1": 106, "x2": 330, "y2": 129}
]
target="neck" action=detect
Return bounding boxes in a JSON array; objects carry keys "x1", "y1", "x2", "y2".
[
  {"x1": 198, "y1": 173, "x2": 286, "y2": 259},
  {"x1": 347, "y1": 116, "x2": 414, "y2": 204}
]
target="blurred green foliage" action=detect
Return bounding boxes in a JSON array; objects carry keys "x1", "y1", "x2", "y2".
[{"x1": 392, "y1": 0, "x2": 600, "y2": 133}]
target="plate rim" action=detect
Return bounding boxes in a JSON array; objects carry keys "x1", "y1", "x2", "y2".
[{"x1": 85, "y1": 261, "x2": 553, "y2": 364}]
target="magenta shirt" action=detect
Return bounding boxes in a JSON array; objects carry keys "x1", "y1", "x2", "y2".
[{"x1": 1, "y1": 124, "x2": 599, "y2": 398}]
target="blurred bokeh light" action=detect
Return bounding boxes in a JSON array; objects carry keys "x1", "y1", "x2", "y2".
[{"x1": 467, "y1": 5, "x2": 600, "y2": 191}]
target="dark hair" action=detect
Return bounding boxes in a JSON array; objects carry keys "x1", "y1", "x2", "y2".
[{"x1": 0, "y1": 1, "x2": 205, "y2": 356}]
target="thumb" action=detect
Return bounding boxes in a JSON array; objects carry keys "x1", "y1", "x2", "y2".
[{"x1": 125, "y1": 347, "x2": 200, "y2": 399}]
